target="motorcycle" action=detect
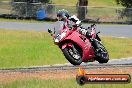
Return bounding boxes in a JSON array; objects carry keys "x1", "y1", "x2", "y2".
[{"x1": 48, "y1": 21, "x2": 109, "y2": 65}]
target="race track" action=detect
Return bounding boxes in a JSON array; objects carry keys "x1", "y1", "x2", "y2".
[
  {"x1": 0, "y1": 21, "x2": 132, "y2": 38},
  {"x1": 0, "y1": 57, "x2": 132, "y2": 72}
]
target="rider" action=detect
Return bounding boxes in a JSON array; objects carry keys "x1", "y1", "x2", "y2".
[{"x1": 48, "y1": 9, "x2": 100, "y2": 56}]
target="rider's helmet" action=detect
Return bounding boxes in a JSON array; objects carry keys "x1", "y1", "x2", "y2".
[{"x1": 57, "y1": 9, "x2": 70, "y2": 21}]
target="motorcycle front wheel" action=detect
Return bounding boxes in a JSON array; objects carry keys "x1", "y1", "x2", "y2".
[{"x1": 62, "y1": 45, "x2": 82, "y2": 65}]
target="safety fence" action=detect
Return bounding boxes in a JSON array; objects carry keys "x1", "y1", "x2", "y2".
[{"x1": 0, "y1": 1, "x2": 132, "y2": 23}]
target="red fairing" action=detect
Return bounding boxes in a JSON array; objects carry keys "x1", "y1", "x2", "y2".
[
  {"x1": 62, "y1": 30, "x2": 95, "y2": 62},
  {"x1": 62, "y1": 42, "x2": 72, "y2": 49},
  {"x1": 52, "y1": 21, "x2": 97, "y2": 64}
]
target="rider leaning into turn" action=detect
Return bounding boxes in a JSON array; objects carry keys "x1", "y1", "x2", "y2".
[{"x1": 49, "y1": 9, "x2": 101, "y2": 56}]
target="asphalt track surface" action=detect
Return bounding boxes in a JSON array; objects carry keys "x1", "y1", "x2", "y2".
[
  {"x1": 0, "y1": 57, "x2": 132, "y2": 72},
  {"x1": 0, "y1": 22, "x2": 132, "y2": 38}
]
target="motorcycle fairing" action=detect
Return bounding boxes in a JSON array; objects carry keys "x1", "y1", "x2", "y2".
[{"x1": 61, "y1": 30, "x2": 95, "y2": 62}]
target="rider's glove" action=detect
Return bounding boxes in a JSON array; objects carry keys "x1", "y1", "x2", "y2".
[
  {"x1": 48, "y1": 29, "x2": 52, "y2": 34},
  {"x1": 78, "y1": 28, "x2": 87, "y2": 35}
]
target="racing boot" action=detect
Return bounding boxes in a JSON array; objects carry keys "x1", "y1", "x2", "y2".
[{"x1": 90, "y1": 38, "x2": 101, "y2": 57}]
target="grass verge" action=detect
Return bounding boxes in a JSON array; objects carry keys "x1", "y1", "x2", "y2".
[
  {"x1": 0, "y1": 0, "x2": 119, "y2": 7},
  {"x1": 0, "y1": 28, "x2": 131, "y2": 68},
  {"x1": 52, "y1": 0, "x2": 120, "y2": 7},
  {"x1": 0, "y1": 29, "x2": 66, "y2": 68},
  {"x1": 0, "y1": 78, "x2": 132, "y2": 88}
]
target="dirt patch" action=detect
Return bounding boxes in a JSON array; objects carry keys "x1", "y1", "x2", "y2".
[
  {"x1": 0, "y1": 70, "x2": 76, "y2": 84},
  {"x1": 0, "y1": 67, "x2": 132, "y2": 84}
]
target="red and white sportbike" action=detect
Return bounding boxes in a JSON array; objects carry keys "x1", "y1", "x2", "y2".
[{"x1": 48, "y1": 21, "x2": 109, "y2": 65}]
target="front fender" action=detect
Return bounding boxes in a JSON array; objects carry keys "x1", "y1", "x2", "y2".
[{"x1": 61, "y1": 42, "x2": 73, "y2": 49}]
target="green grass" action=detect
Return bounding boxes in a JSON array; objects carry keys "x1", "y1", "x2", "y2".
[
  {"x1": 0, "y1": 28, "x2": 131, "y2": 68},
  {"x1": 1, "y1": 78, "x2": 132, "y2": 88},
  {"x1": 102, "y1": 36, "x2": 132, "y2": 59},
  {"x1": 87, "y1": 7, "x2": 116, "y2": 17},
  {"x1": 89, "y1": 0, "x2": 119, "y2": 7},
  {"x1": 52, "y1": 0, "x2": 120, "y2": 7},
  {"x1": 0, "y1": 0, "x2": 121, "y2": 7},
  {"x1": 0, "y1": 29, "x2": 66, "y2": 68}
]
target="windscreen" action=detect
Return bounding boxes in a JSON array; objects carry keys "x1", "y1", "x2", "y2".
[{"x1": 53, "y1": 21, "x2": 64, "y2": 38}]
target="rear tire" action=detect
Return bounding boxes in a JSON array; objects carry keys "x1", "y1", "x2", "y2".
[{"x1": 62, "y1": 45, "x2": 82, "y2": 65}]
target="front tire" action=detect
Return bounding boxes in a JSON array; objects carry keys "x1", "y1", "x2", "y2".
[{"x1": 62, "y1": 45, "x2": 82, "y2": 65}]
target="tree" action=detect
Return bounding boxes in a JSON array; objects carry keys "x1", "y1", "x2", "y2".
[
  {"x1": 76, "y1": 0, "x2": 88, "y2": 20},
  {"x1": 116, "y1": 0, "x2": 132, "y2": 8},
  {"x1": 116, "y1": 0, "x2": 132, "y2": 23}
]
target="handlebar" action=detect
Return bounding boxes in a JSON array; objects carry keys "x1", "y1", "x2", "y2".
[
  {"x1": 87, "y1": 24, "x2": 96, "y2": 30},
  {"x1": 48, "y1": 29, "x2": 52, "y2": 33},
  {"x1": 48, "y1": 28, "x2": 56, "y2": 36},
  {"x1": 96, "y1": 31, "x2": 100, "y2": 35},
  {"x1": 91, "y1": 24, "x2": 96, "y2": 28},
  {"x1": 48, "y1": 27, "x2": 56, "y2": 33}
]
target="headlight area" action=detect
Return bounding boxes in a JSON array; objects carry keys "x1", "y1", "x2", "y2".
[{"x1": 54, "y1": 29, "x2": 67, "y2": 43}]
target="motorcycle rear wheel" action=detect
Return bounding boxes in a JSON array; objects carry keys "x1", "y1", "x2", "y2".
[
  {"x1": 95, "y1": 40, "x2": 109, "y2": 63},
  {"x1": 62, "y1": 45, "x2": 82, "y2": 65}
]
